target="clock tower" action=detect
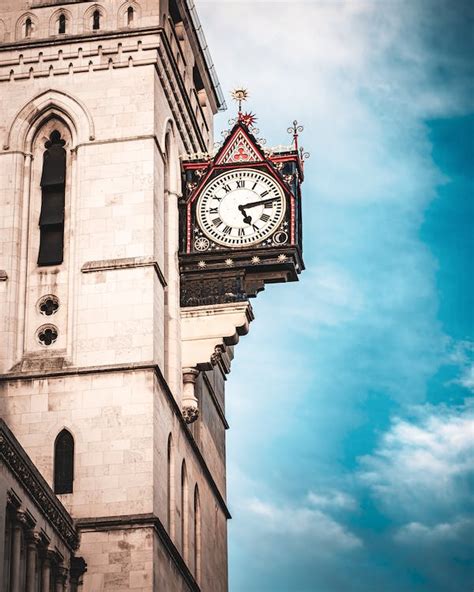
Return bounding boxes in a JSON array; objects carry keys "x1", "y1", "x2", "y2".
[{"x1": 0, "y1": 2, "x2": 306, "y2": 590}]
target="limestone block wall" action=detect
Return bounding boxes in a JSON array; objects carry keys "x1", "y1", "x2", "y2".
[
  {"x1": 0, "y1": 370, "x2": 155, "y2": 518},
  {"x1": 79, "y1": 527, "x2": 154, "y2": 592},
  {"x1": 151, "y1": 371, "x2": 228, "y2": 592}
]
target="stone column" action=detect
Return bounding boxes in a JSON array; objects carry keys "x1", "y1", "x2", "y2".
[
  {"x1": 56, "y1": 565, "x2": 68, "y2": 592},
  {"x1": 70, "y1": 556, "x2": 87, "y2": 592},
  {"x1": 41, "y1": 550, "x2": 52, "y2": 592},
  {"x1": 10, "y1": 510, "x2": 26, "y2": 592},
  {"x1": 182, "y1": 368, "x2": 200, "y2": 424},
  {"x1": 25, "y1": 532, "x2": 40, "y2": 592}
]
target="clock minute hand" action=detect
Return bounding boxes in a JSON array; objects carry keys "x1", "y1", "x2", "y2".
[{"x1": 240, "y1": 196, "x2": 280, "y2": 209}]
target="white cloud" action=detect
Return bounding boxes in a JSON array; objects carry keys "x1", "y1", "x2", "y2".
[
  {"x1": 449, "y1": 340, "x2": 474, "y2": 392},
  {"x1": 245, "y1": 495, "x2": 362, "y2": 551},
  {"x1": 394, "y1": 517, "x2": 474, "y2": 545},
  {"x1": 307, "y1": 489, "x2": 358, "y2": 511},
  {"x1": 359, "y1": 401, "x2": 474, "y2": 518}
]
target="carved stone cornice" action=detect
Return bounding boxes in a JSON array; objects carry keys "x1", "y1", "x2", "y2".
[{"x1": 0, "y1": 420, "x2": 79, "y2": 550}]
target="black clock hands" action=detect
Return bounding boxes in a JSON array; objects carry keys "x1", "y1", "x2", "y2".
[
  {"x1": 241, "y1": 211, "x2": 253, "y2": 225},
  {"x1": 238, "y1": 196, "x2": 280, "y2": 225},
  {"x1": 238, "y1": 204, "x2": 252, "y2": 224},
  {"x1": 239, "y1": 196, "x2": 280, "y2": 210}
]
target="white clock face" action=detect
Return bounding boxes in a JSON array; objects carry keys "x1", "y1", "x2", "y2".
[{"x1": 196, "y1": 169, "x2": 286, "y2": 247}]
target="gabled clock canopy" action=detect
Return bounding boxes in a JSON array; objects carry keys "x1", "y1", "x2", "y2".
[{"x1": 179, "y1": 107, "x2": 306, "y2": 307}]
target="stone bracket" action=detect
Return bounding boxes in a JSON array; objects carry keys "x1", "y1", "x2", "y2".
[{"x1": 180, "y1": 301, "x2": 254, "y2": 371}]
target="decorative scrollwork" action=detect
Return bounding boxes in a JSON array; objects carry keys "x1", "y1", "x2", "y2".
[
  {"x1": 287, "y1": 120, "x2": 305, "y2": 151},
  {"x1": 299, "y1": 146, "x2": 310, "y2": 162},
  {"x1": 287, "y1": 120, "x2": 304, "y2": 136}
]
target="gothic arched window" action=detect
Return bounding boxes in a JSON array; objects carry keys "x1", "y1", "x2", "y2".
[
  {"x1": 25, "y1": 18, "x2": 32, "y2": 38},
  {"x1": 181, "y1": 460, "x2": 189, "y2": 561},
  {"x1": 194, "y1": 485, "x2": 201, "y2": 582},
  {"x1": 58, "y1": 14, "x2": 66, "y2": 34},
  {"x1": 54, "y1": 429, "x2": 74, "y2": 494},
  {"x1": 92, "y1": 10, "x2": 100, "y2": 30},
  {"x1": 38, "y1": 130, "x2": 66, "y2": 266},
  {"x1": 127, "y1": 6, "x2": 134, "y2": 26},
  {"x1": 167, "y1": 434, "x2": 175, "y2": 536}
]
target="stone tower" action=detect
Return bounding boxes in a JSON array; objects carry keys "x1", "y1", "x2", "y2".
[{"x1": 0, "y1": 1, "x2": 244, "y2": 590}]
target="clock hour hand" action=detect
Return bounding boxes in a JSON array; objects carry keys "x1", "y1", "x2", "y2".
[
  {"x1": 240, "y1": 196, "x2": 280, "y2": 209},
  {"x1": 237, "y1": 204, "x2": 253, "y2": 225}
]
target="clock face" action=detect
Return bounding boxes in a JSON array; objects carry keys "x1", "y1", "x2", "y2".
[{"x1": 196, "y1": 169, "x2": 286, "y2": 248}]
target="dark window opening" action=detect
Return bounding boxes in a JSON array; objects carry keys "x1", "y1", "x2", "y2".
[
  {"x1": 58, "y1": 14, "x2": 66, "y2": 34},
  {"x1": 39, "y1": 296, "x2": 59, "y2": 316},
  {"x1": 25, "y1": 18, "x2": 32, "y2": 38},
  {"x1": 38, "y1": 130, "x2": 66, "y2": 266},
  {"x1": 38, "y1": 325, "x2": 58, "y2": 346},
  {"x1": 193, "y1": 65, "x2": 204, "y2": 92},
  {"x1": 169, "y1": 0, "x2": 182, "y2": 25},
  {"x1": 54, "y1": 429, "x2": 74, "y2": 494},
  {"x1": 92, "y1": 10, "x2": 100, "y2": 30},
  {"x1": 127, "y1": 6, "x2": 134, "y2": 25}
]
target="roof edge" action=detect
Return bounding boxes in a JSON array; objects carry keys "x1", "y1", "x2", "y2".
[{"x1": 185, "y1": 0, "x2": 227, "y2": 111}]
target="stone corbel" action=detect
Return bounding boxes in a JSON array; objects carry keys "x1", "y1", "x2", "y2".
[
  {"x1": 182, "y1": 367, "x2": 200, "y2": 424},
  {"x1": 70, "y1": 556, "x2": 87, "y2": 592},
  {"x1": 180, "y1": 301, "x2": 254, "y2": 372}
]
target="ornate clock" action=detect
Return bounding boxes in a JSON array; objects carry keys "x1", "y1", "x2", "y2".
[
  {"x1": 179, "y1": 101, "x2": 307, "y2": 307},
  {"x1": 196, "y1": 169, "x2": 285, "y2": 248}
]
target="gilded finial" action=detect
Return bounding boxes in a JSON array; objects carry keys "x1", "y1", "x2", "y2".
[{"x1": 231, "y1": 87, "x2": 249, "y2": 113}]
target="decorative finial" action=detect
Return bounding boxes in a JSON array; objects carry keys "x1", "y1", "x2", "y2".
[
  {"x1": 299, "y1": 146, "x2": 310, "y2": 168},
  {"x1": 231, "y1": 87, "x2": 249, "y2": 113},
  {"x1": 287, "y1": 120, "x2": 304, "y2": 151},
  {"x1": 239, "y1": 112, "x2": 257, "y2": 127}
]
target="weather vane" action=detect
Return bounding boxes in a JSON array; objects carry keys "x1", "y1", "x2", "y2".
[{"x1": 231, "y1": 88, "x2": 257, "y2": 128}]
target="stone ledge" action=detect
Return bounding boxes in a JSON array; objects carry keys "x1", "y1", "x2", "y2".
[
  {"x1": 181, "y1": 301, "x2": 253, "y2": 370},
  {"x1": 81, "y1": 256, "x2": 167, "y2": 287}
]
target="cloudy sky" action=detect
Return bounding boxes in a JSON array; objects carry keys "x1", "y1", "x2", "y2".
[{"x1": 196, "y1": 1, "x2": 473, "y2": 591}]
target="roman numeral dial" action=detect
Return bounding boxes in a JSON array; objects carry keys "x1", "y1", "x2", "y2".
[{"x1": 196, "y1": 169, "x2": 286, "y2": 247}]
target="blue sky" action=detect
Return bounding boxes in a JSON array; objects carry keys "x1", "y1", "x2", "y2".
[{"x1": 197, "y1": 2, "x2": 474, "y2": 590}]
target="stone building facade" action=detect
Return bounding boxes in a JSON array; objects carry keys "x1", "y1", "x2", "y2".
[{"x1": 0, "y1": 1, "x2": 252, "y2": 590}]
